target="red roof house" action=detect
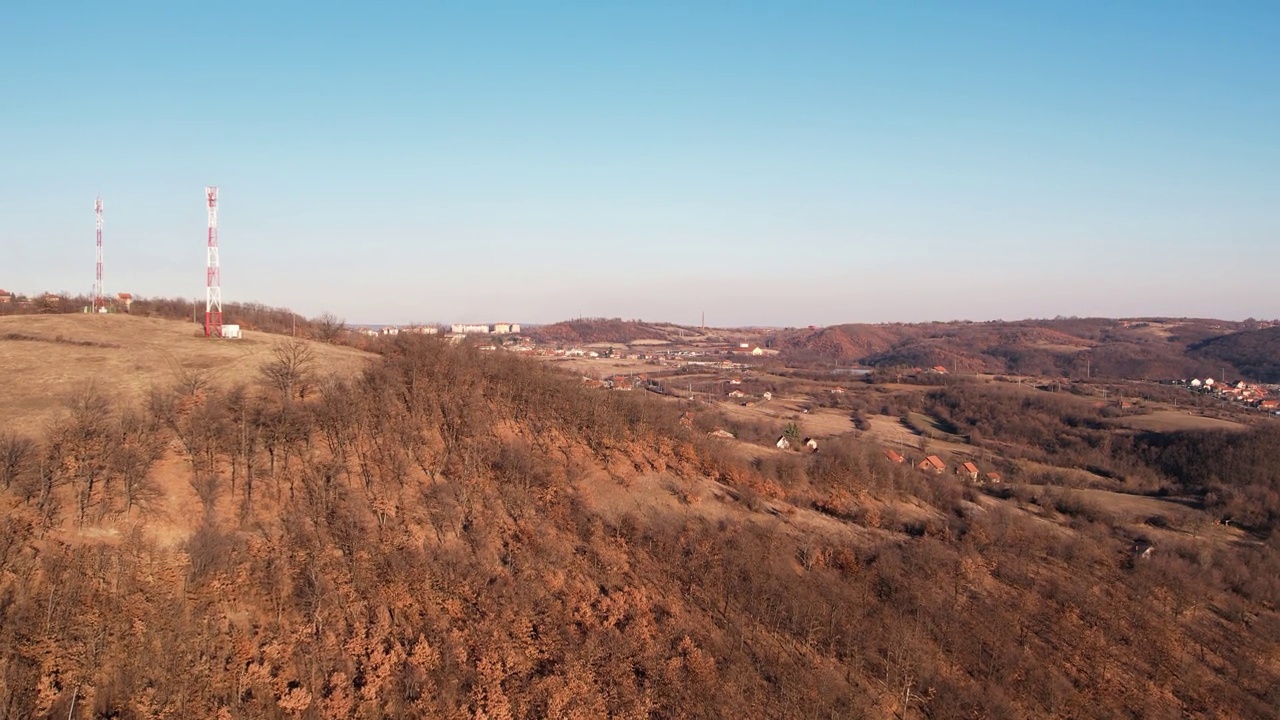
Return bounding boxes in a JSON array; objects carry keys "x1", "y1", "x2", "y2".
[{"x1": 918, "y1": 455, "x2": 946, "y2": 473}]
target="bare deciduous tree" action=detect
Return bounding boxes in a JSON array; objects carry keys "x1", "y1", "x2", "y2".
[
  {"x1": 0, "y1": 432, "x2": 36, "y2": 494},
  {"x1": 259, "y1": 339, "x2": 318, "y2": 403},
  {"x1": 313, "y1": 312, "x2": 347, "y2": 343}
]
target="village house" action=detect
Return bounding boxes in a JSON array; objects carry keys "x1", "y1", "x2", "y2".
[
  {"x1": 959, "y1": 461, "x2": 979, "y2": 481},
  {"x1": 728, "y1": 389, "x2": 746, "y2": 398},
  {"x1": 1260, "y1": 400, "x2": 1279, "y2": 411},
  {"x1": 803, "y1": 437, "x2": 818, "y2": 452},
  {"x1": 776, "y1": 436, "x2": 792, "y2": 450},
  {"x1": 985, "y1": 472, "x2": 1002, "y2": 484},
  {"x1": 0, "y1": 289, "x2": 12, "y2": 303},
  {"x1": 917, "y1": 455, "x2": 946, "y2": 474},
  {"x1": 883, "y1": 448, "x2": 906, "y2": 464}
]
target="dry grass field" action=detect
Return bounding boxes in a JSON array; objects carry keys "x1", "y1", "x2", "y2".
[
  {"x1": 0, "y1": 313, "x2": 373, "y2": 436},
  {"x1": 543, "y1": 355, "x2": 660, "y2": 378},
  {"x1": 715, "y1": 395, "x2": 855, "y2": 438},
  {"x1": 862, "y1": 414, "x2": 973, "y2": 457},
  {"x1": 1111, "y1": 409, "x2": 1247, "y2": 433}
]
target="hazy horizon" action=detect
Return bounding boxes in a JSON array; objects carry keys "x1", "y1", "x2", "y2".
[{"x1": 3, "y1": 2, "x2": 1277, "y2": 326}]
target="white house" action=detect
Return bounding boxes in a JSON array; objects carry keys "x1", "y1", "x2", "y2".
[{"x1": 451, "y1": 324, "x2": 490, "y2": 335}]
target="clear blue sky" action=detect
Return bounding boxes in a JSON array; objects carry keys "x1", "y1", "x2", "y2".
[{"x1": 2, "y1": 1, "x2": 1277, "y2": 326}]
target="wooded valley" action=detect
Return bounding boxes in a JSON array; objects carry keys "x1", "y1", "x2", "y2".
[{"x1": 1, "y1": 334, "x2": 1278, "y2": 718}]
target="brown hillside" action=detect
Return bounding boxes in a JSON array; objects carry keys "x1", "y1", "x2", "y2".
[
  {"x1": 1190, "y1": 325, "x2": 1280, "y2": 383},
  {"x1": 529, "y1": 318, "x2": 673, "y2": 345},
  {"x1": 770, "y1": 318, "x2": 1248, "y2": 379},
  {"x1": 0, "y1": 331, "x2": 1277, "y2": 718},
  {"x1": 769, "y1": 324, "x2": 903, "y2": 360}
]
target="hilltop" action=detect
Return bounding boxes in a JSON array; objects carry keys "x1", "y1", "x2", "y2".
[{"x1": 0, "y1": 313, "x2": 372, "y2": 436}]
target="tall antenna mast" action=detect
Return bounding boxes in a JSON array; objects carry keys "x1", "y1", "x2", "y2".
[
  {"x1": 94, "y1": 197, "x2": 104, "y2": 312},
  {"x1": 204, "y1": 186, "x2": 222, "y2": 337}
]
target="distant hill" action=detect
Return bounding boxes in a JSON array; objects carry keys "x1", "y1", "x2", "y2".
[
  {"x1": 767, "y1": 323, "x2": 904, "y2": 361},
  {"x1": 1190, "y1": 326, "x2": 1280, "y2": 383},
  {"x1": 769, "y1": 318, "x2": 1256, "y2": 380},
  {"x1": 524, "y1": 316, "x2": 1275, "y2": 380},
  {"x1": 529, "y1": 318, "x2": 673, "y2": 344}
]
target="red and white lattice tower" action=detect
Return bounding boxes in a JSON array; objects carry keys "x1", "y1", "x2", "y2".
[
  {"x1": 204, "y1": 186, "x2": 223, "y2": 337},
  {"x1": 94, "y1": 196, "x2": 104, "y2": 312}
]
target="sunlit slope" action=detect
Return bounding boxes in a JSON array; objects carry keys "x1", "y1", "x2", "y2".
[{"x1": 0, "y1": 313, "x2": 371, "y2": 435}]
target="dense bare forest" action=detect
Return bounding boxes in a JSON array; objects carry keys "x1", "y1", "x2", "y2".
[
  {"x1": 1190, "y1": 326, "x2": 1280, "y2": 383},
  {"x1": 1, "y1": 336, "x2": 1278, "y2": 718}
]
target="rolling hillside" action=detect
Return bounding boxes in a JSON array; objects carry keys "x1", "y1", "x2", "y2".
[
  {"x1": 769, "y1": 318, "x2": 1263, "y2": 380},
  {"x1": 0, "y1": 321, "x2": 1277, "y2": 718},
  {"x1": 1190, "y1": 326, "x2": 1280, "y2": 383},
  {"x1": 517, "y1": 316, "x2": 1273, "y2": 381}
]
